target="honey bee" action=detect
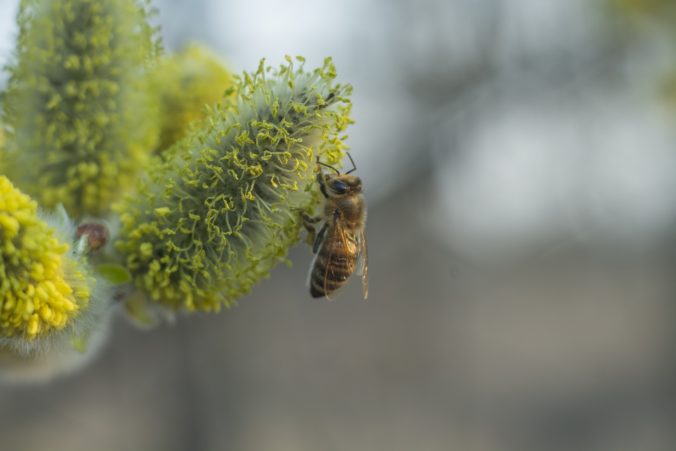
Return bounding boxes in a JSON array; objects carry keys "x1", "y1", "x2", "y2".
[{"x1": 302, "y1": 153, "x2": 368, "y2": 299}]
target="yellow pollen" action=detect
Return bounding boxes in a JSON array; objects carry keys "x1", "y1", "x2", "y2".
[{"x1": 0, "y1": 176, "x2": 92, "y2": 339}]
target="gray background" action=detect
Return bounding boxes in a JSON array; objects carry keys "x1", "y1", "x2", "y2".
[{"x1": 1, "y1": 0, "x2": 676, "y2": 450}]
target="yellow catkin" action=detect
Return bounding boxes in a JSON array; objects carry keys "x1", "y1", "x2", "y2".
[{"x1": 0, "y1": 176, "x2": 92, "y2": 339}]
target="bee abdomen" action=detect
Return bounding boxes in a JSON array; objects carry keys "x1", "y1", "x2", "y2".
[
  {"x1": 310, "y1": 273, "x2": 346, "y2": 298},
  {"x1": 309, "y1": 250, "x2": 356, "y2": 298}
]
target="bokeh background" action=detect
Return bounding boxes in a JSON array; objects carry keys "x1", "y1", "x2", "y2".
[{"x1": 2, "y1": 0, "x2": 676, "y2": 450}]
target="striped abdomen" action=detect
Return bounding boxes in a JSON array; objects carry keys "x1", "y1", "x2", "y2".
[{"x1": 310, "y1": 228, "x2": 359, "y2": 298}]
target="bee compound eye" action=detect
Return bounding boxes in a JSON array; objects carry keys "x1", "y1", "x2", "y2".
[{"x1": 331, "y1": 180, "x2": 348, "y2": 194}]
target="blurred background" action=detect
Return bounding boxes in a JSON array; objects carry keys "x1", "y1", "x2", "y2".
[{"x1": 2, "y1": 0, "x2": 676, "y2": 450}]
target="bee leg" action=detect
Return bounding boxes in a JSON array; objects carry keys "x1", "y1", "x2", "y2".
[
  {"x1": 316, "y1": 172, "x2": 329, "y2": 198},
  {"x1": 301, "y1": 212, "x2": 322, "y2": 247},
  {"x1": 313, "y1": 223, "x2": 328, "y2": 254}
]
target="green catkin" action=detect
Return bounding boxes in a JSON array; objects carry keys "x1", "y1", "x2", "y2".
[
  {"x1": 2, "y1": 0, "x2": 161, "y2": 217},
  {"x1": 115, "y1": 57, "x2": 353, "y2": 312},
  {"x1": 611, "y1": 0, "x2": 676, "y2": 18},
  {"x1": 152, "y1": 44, "x2": 235, "y2": 152},
  {"x1": 0, "y1": 123, "x2": 5, "y2": 173}
]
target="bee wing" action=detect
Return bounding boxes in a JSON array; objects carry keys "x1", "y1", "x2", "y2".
[
  {"x1": 306, "y1": 222, "x2": 328, "y2": 288},
  {"x1": 306, "y1": 251, "x2": 319, "y2": 289},
  {"x1": 356, "y1": 230, "x2": 368, "y2": 300},
  {"x1": 322, "y1": 221, "x2": 347, "y2": 301},
  {"x1": 320, "y1": 218, "x2": 362, "y2": 301}
]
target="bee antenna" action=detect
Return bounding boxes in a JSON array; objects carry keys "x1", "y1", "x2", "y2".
[
  {"x1": 316, "y1": 157, "x2": 340, "y2": 175},
  {"x1": 345, "y1": 152, "x2": 357, "y2": 174}
]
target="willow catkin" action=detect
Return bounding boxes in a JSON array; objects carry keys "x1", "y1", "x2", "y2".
[
  {"x1": 115, "y1": 57, "x2": 353, "y2": 312},
  {"x1": 152, "y1": 44, "x2": 235, "y2": 152},
  {"x1": 0, "y1": 176, "x2": 109, "y2": 357},
  {"x1": 2, "y1": 0, "x2": 161, "y2": 217}
]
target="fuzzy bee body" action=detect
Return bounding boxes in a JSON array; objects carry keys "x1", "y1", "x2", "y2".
[{"x1": 306, "y1": 155, "x2": 368, "y2": 299}]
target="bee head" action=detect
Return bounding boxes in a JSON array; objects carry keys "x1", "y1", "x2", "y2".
[{"x1": 319, "y1": 174, "x2": 362, "y2": 198}]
